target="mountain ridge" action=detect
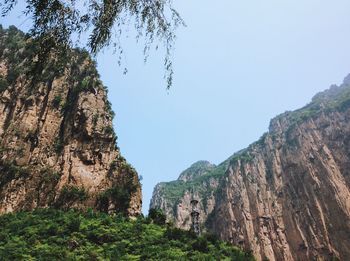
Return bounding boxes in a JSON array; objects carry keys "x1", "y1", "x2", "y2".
[{"x1": 151, "y1": 75, "x2": 350, "y2": 260}]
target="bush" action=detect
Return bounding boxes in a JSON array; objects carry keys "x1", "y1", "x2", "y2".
[
  {"x1": 165, "y1": 226, "x2": 189, "y2": 241},
  {"x1": 67, "y1": 217, "x2": 81, "y2": 232},
  {"x1": 148, "y1": 208, "x2": 166, "y2": 225},
  {"x1": 55, "y1": 185, "x2": 89, "y2": 210},
  {"x1": 109, "y1": 160, "x2": 118, "y2": 170},
  {"x1": 81, "y1": 76, "x2": 91, "y2": 89},
  {"x1": 192, "y1": 236, "x2": 209, "y2": 253},
  {"x1": 40, "y1": 168, "x2": 61, "y2": 183},
  {"x1": 6, "y1": 67, "x2": 20, "y2": 84},
  {"x1": 0, "y1": 161, "x2": 30, "y2": 188},
  {"x1": 103, "y1": 125, "x2": 115, "y2": 136},
  {"x1": 0, "y1": 77, "x2": 8, "y2": 92},
  {"x1": 97, "y1": 186, "x2": 131, "y2": 214},
  {"x1": 53, "y1": 137, "x2": 64, "y2": 153},
  {"x1": 52, "y1": 95, "x2": 62, "y2": 109},
  {"x1": 92, "y1": 114, "x2": 99, "y2": 127}
]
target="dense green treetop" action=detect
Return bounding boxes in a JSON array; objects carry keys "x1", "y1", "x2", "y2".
[{"x1": 0, "y1": 208, "x2": 255, "y2": 260}]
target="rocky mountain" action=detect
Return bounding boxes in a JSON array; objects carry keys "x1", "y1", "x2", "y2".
[
  {"x1": 150, "y1": 158, "x2": 234, "y2": 230},
  {"x1": 0, "y1": 26, "x2": 141, "y2": 216},
  {"x1": 149, "y1": 160, "x2": 219, "y2": 228},
  {"x1": 151, "y1": 78, "x2": 350, "y2": 260},
  {"x1": 177, "y1": 160, "x2": 216, "y2": 182}
]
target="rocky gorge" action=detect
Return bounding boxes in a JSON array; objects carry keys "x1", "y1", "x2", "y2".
[
  {"x1": 1, "y1": 23, "x2": 350, "y2": 261},
  {"x1": 151, "y1": 77, "x2": 350, "y2": 260},
  {"x1": 0, "y1": 25, "x2": 256, "y2": 260}
]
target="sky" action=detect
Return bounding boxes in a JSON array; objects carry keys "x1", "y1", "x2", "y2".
[{"x1": 2, "y1": 0, "x2": 350, "y2": 214}]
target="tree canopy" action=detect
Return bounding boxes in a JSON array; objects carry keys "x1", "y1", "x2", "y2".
[
  {"x1": 0, "y1": 0, "x2": 185, "y2": 88},
  {"x1": 0, "y1": 208, "x2": 256, "y2": 260}
]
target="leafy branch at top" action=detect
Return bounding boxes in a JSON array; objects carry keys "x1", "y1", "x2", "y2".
[{"x1": 1, "y1": 0, "x2": 185, "y2": 89}]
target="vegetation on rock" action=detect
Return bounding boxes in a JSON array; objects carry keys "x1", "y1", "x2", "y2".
[
  {"x1": 151, "y1": 154, "x2": 240, "y2": 209},
  {"x1": 273, "y1": 81, "x2": 350, "y2": 128}
]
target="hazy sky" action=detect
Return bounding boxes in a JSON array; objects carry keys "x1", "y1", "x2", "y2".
[{"x1": 2, "y1": 0, "x2": 350, "y2": 214}]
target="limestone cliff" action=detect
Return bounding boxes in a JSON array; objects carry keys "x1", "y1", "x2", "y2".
[
  {"x1": 150, "y1": 159, "x2": 230, "y2": 230},
  {"x1": 0, "y1": 26, "x2": 141, "y2": 216},
  {"x1": 151, "y1": 78, "x2": 350, "y2": 260}
]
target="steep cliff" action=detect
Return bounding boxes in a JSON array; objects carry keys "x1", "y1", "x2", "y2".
[
  {"x1": 0, "y1": 26, "x2": 141, "y2": 216},
  {"x1": 150, "y1": 159, "x2": 232, "y2": 229},
  {"x1": 151, "y1": 78, "x2": 350, "y2": 260}
]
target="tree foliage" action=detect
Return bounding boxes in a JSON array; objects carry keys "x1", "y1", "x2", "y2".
[
  {"x1": 0, "y1": 208, "x2": 256, "y2": 260},
  {"x1": 0, "y1": 0, "x2": 185, "y2": 88},
  {"x1": 148, "y1": 208, "x2": 166, "y2": 225}
]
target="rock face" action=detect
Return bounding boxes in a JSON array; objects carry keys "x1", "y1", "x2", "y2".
[
  {"x1": 150, "y1": 159, "x2": 231, "y2": 230},
  {"x1": 0, "y1": 26, "x2": 141, "y2": 216},
  {"x1": 177, "y1": 160, "x2": 216, "y2": 182},
  {"x1": 151, "y1": 78, "x2": 350, "y2": 260}
]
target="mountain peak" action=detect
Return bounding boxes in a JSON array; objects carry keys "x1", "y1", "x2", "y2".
[{"x1": 177, "y1": 160, "x2": 216, "y2": 182}]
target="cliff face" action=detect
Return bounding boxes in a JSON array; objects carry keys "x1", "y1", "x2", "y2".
[
  {"x1": 0, "y1": 26, "x2": 141, "y2": 216},
  {"x1": 150, "y1": 159, "x2": 231, "y2": 230},
  {"x1": 177, "y1": 160, "x2": 216, "y2": 182},
  {"x1": 151, "y1": 79, "x2": 350, "y2": 260}
]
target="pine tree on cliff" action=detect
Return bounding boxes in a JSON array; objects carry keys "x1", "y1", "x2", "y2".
[{"x1": 0, "y1": 0, "x2": 185, "y2": 89}]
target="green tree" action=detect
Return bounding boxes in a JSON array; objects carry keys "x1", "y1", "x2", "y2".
[
  {"x1": 148, "y1": 208, "x2": 166, "y2": 225},
  {"x1": 0, "y1": 209, "x2": 256, "y2": 260},
  {"x1": 1, "y1": 0, "x2": 185, "y2": 89}
]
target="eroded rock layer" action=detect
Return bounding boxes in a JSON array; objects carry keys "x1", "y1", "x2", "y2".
[
  {"x1": 151, "y1": 79, "x2": 350, "y2": 260},
  {"x1": 0, "y1": 26, "x2": 141, "y2": 216}
]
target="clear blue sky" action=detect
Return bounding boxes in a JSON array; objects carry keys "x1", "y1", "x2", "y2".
[{"x1": 2, "y1": 0, "x2": 350, "y2": 214}]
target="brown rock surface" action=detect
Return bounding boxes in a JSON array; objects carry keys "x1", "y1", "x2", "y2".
[
  {"x1": 150, "y1": 160, "x2": 222, "y2": 230},
  {"x1": 151, "y1": 80, "x2": 350, "y2": 260},
  {"x1": 211, "y1": 106, "x2": 350, "y2": 260},
  {"x1": 0, "y1": 26, "x2": 141, "y2": 216}
]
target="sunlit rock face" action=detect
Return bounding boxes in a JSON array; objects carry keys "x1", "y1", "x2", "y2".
[
  {"x1": 152, "y1": 78, "x2": 350, "y2": 260},
  {"x1": 0, "y1": 26, "x2": 141, "y2": 216},
  {"x1": 150, "y1": 160, "x2": 224, "y2": 230}
]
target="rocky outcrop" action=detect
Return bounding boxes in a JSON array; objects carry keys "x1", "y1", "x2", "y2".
[
  {"x1": 0, "y1": 26, "x2": 141, "y2": 216},
  {"x1": 177, "y1": 160, "x2": 216, "y2": 182},
  {"x1": 151, "y1": 78, "x2": 350, "y2": 260},
  {"x1": 150, "y1": 159, "x2": 230, "y2": 230}
]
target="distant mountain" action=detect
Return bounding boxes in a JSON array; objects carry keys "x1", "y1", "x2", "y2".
[
  {"x1": 178, "y1": 160, "x2": 216, "y2": 182},
  {"x1": 150, "y1": 152, "x2": 243, "y2": 230},
  {"x1": 150, "y1": 76, "x2": 350, "y2": 261}
]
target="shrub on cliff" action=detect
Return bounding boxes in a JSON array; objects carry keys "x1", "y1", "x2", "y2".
[{"x1": 148, "y1": 208, "x2": 167, "y2": 225}]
